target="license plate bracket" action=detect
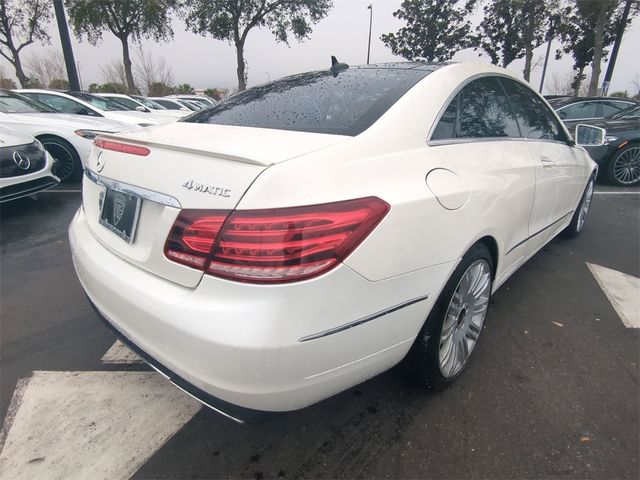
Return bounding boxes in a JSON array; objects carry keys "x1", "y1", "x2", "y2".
[{"x1": 99, "y1": 188, "x2": 141, "y2": 243}]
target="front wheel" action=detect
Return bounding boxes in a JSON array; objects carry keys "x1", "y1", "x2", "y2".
[
  {"x1": 561, "y1": 175, "x2": 594, "y2": 238},
  {"x1": 409, "y1": 243, "x2": 493, "y2": 390},
  {"x1": 605, "y1": 144, "x2": 640, "y2": 186},
  {"x1": 38, "y1": 135, "x2": 82, "y2": 182}
]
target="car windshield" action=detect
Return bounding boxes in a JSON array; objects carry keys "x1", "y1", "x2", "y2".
[
  {"x1": 68, "y1": 92, "x2": 129, "y2": 111},
  {"x1": 607, "y1": 105, "x2": 640, "y2": 119},
  {"x1": 185, "y1": 64, "x2": 443, "y2": 136},
  {"x1": 104, "y1": 96, "x2": 142, "y2": 110},
  {"x1": 179, "y1": 100, "x2": 200, "y2": 111},
  {"x1": 132, "y1": 96, "x2": 167, "y2": 110},
  {"x1": 176, "y1": 97, "x2": 210, "y2": 107},
  {"x1": 0, "y1": 90, "x2": 57, "y2": 113}
]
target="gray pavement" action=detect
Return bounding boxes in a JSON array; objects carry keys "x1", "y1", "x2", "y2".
[{"x1": 0, "y1": 182, "x2": 638, "y2": 479}]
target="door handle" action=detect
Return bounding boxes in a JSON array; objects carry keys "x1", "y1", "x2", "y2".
[{"x1": 541, "y1": 156, "x2": 556, "y2": 168}]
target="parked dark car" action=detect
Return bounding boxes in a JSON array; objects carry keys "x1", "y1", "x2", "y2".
[
  {"x1": 547, "y1": 96, "x2": 639, "y2": 122},
  {"x1": 563, "y1": 105, "x2": 639, "y2": 186}
]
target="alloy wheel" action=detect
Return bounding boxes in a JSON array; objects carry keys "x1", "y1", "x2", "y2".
[
  {"x1": 439, "y1": 259, "x2": 492, "y2": 378},
  {"x1": 612, "y1": 146, "x2": 640, "y2": 185},
  {"x1": 576, "y1": 178, "x2": 594, "y2": 232},
  {"x1": 42, "y1": 141, "x2": 75, "y2": 181}
]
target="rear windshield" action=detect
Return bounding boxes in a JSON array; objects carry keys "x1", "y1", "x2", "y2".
[{"x1": 185, "y1": 66, "x2": 440, "y2": 136}]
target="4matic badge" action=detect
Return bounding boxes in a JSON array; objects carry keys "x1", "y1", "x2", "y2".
[{"x1": 182, "y1": 179, "x2": 231, "y2": 198}]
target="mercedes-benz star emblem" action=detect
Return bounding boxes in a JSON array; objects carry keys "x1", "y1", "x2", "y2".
[
  {"x1": 113, "y1": 193, "x2": 127, "y2": 226},
  {"x1": 96, "y1": 151, "x2": 105, "y2": 172},
  {"x1": 12, "y1": 151, "x2": 31, "y2": 170}
]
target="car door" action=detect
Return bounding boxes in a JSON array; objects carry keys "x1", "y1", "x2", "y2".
[
  {"x1": 428, "y1": 76, "x2": 537, "y2": 277},
  {"x1": 499, "y1": 78, "x2": 583, "y2": 253}
]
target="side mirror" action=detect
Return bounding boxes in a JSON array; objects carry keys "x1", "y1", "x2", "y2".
[
  {"x1": 135, "y1": 105, "x2": 149, "y2": 112},
  {"x1": 73, "y1": 107, "x2": 89, "y2": 115},
  {"x1": 575, "y1": 124, "x2": 606, "y2": 146},
  {"x1": 558, "y1": 111, "x2": 567, "y2": 120}
]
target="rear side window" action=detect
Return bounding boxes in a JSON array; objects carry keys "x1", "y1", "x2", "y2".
[
  {"x1": 431, "y1": 77, "x2": 520, "y2": 140},
  {"x1": 557, "y1": 101, "x2": 598, "y2": 120},
  {"x1": 499, "y1": 78, "x2": 567, "y2": 143},
  {"x1": 185, "y1": 67, "x2": 438, "y2": 136},
  {"x1": 601, "y1": 100, "x2": 632, "y2": 117}
]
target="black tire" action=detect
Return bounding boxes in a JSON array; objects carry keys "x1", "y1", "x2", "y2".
[
  {"x1": 409, "y1": 243, "x2": 493, "y2": 390},
  {"x1": 561, "y1": 175, "x2": 595, "y2": 238},
  {"x1": 604, "y1": 144, "x2": 640, "y2": 187},
  {"x1": 38, "y1": 135, "x2": 82, "y2": 182}
]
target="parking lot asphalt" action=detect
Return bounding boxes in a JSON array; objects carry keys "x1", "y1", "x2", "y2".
[{"x1": 0, "y1": 182, "x2": 638, "y2": 479}]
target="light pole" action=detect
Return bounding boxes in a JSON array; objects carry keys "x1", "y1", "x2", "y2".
[
  {"x1": 366, "y1": 4, "x2": 373, "y2": 65},
  {"x1": 538, "y1": 15, "x2": 558, "y2": 94},
  {"x1": 53, "y1": 0, "x2": 80, "y2": 91}
]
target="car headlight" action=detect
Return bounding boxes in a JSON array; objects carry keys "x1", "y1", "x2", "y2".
[
  {"x1": 604, "y1": 135, "x2": 619, "y2": 145},
  {"x1": 75, "y1": 129, "x2": 112, "y2": 140}
]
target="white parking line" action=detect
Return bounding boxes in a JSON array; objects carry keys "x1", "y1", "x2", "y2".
[
  {"x1": 101, "y1": 340, "x2": 143, "y2": 364},
  {"x1": 587, "y1": 263, "x2": 640, "y2": 328},
  {"x1": 0, "y1": 371, "x2": 201, "y2": 480}
]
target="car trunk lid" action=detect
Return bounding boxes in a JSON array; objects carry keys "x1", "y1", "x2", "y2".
[{"x1": 81, "y1": 123, "x2": 348, "y2": 288}]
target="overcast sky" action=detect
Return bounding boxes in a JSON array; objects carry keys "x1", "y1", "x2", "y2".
[{"x1": 2, "y1": 0, "x2": 639, "y2": 94}]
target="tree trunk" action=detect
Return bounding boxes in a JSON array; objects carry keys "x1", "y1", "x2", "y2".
[
  {"x1": 572, "y1": 68, "x2": 584, "y2": 96},
  {"x1": 522, "y1": 1, "x2": 536, "y2": 82},
  {"x1": 235, "y1": 38, "x2": 246, "y2": 91},
  {"x1": 13, "y1": 50, "x2": 29, "y2": 87},
  {"x1": 588, "y1": 2, "x2": 608, "y2": 96},
  {"x1": 120, "y1": 35, "x2": 136, "y2": 94}
]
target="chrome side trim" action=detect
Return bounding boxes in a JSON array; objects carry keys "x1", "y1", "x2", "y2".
[
  {"x1": 506, "y1": 211, "x2": 574, "y2": 255},
  {"x1": 299, "y1": 295, "x2": 429, "y2": 342},
  {"x1": 84, "y1": 169, "x2": 181, "y2": 208}
]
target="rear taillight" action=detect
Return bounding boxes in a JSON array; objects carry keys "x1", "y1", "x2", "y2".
[
  {"x1": 94, "y1": 139, "x2": 150, "y2": 156},
  {"x1": 164, "y1": 197, "x2": 390, "y2": 283}
]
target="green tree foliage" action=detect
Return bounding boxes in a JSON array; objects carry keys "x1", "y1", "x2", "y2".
[
  {"x1": 381, "y1": 0, "x2": 471, "y2": 62},
  {"x1": 148, "y1": 81, "x2": 173, "y2": 96},
  {"x1": 66, "y1": 0, "x2": 176, "y2": 94},
  {"x1": 86, "y1": 82, "x2": 127, "y2": 93},
  {"x1": 100, "y1": 82, "x2": 128, "y2": 93},
  {"x1": 556, "y1": 0, "x2": 636, "y2": 96},
  {"x1": 204, "y1": 87, "x2": 228, "y2": 100},
  {"x1": 183, "y1": 0, "x2": 333, "y2": 91},
  {"x1": 48, "y1": 78, "x2": 70, "y2": 90},
  {"x1": 0, "y1": 0, "x2": 51, "y2": 87},
  {"x1": 174, "y1": 83, "x2": 194, "y2": 94},
  {"x1": 467, "y1": 0, "x2": 553, "y2": 81},
  {"x1": 0, "y1": 77, "x2": 15, "y2": 88}
]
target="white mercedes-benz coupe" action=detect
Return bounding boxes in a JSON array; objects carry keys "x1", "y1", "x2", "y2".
[{"x1": 69, "y1": 62, "x2": 603, "y2": 423}]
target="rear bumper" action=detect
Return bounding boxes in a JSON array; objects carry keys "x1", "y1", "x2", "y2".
[
  {"x1": 70, "y1": 206, "x2": 453, "y2": 415},
  {"x1": 90, "y1": 300, "x2": 271, "y2": 424}
]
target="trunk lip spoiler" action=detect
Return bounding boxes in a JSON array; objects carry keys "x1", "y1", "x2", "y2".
[
  {"x1": 85, "y1": 169, "x2": 182, "y2": 208},
  {"x1": 94, "y1": 132, "x2": 274, "y2": 167}
]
